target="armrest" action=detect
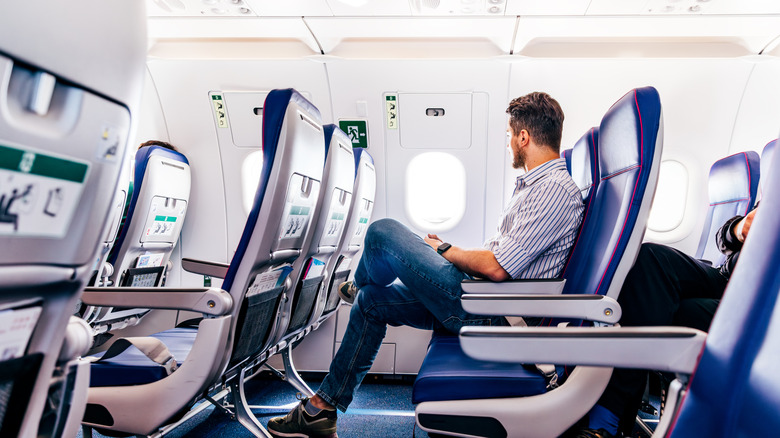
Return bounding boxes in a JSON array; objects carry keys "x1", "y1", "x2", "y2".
[
  {"x1": 181, "y1": 258, "x2": 229, "y2": 278},
  {"x1": 461, "y1": 278, "x2": 565, "y2": 295},
  {"x1": 461, "y1": 294, "x2": 621, "y2": 324},
  {"x1": 81, "y1": 287, "x2": 232, "y2": 317},
  {"x1": 459, "y1": 326, "x2": 706, "y2": 374}
]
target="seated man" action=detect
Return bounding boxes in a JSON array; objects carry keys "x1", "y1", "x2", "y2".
[
  {"x1": 572, "y1": 207, "x2": 757, "y2": 438},
  {"x1": 267, "y1": 92, "x2": 585, "y2": 438}
]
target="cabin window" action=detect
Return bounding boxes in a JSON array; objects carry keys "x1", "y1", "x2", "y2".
[
  {"x1": 405, "y1": 152, "x2": 466, "y2": 232},
  {"x1": 647, "y1": 160, "x2": 688, "y2": 232},
  {"x1": 241, "y1": 150, "x2": 264, "y2": 215}
]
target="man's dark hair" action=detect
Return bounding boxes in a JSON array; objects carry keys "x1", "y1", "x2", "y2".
[
  {"x1": 506, "y1": 92, "x2": 564, "y2": 153},
  {"x1": 138, "y1": 140, "x2": 178, "y2": 152}
]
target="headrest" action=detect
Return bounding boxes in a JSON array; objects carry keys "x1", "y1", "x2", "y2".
[
  {"x1": 134, "y1": 145, "x2": 188, "y2": 186},
  {"x1": 324, "y1": 124, "x2": 351, "y2": 168},
  {"x1": 561, "y1": 87, "x2": 661, "y2": 299},
  {"x1": 561, "y1": 148, "x2": 572, "y2": 174},
  {"x1": 599, "y1": 87, "x2": 661, "y2": 179},
  {"x1": 707, "y1": 152, "x2": 759, "y2": 206},
  {"x1": 570, "y1": 128, "x2": 599, "y2": 201},
  {"x1": 761, "y1": 139, "x2": 777, "y2": 184},
  {"x1": 353, "y1": 148, "x2": 374, "y2": 177}
]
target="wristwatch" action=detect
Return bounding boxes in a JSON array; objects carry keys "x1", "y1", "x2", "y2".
[{"x1": 437, "y1": 242, "x2": 452, "y2": 255}]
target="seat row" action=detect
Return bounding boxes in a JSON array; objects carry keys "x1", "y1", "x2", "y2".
[
  {"x1": 414, "y1": 87, "x2": 780, "y2": 438},
  {"x1": 0, "y1": 16, "x2": 375, "y2": 434},
  {"x1": 79, "y1": 89, "x2": 377, "y2": 436}
]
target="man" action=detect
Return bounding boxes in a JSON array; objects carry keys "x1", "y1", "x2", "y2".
[
  {"x1": 572, "y1": 207, "x2": 757, "y2": 438},
  {"x1": 267, "y1": 92, "x2": 584, "y2": 438}
]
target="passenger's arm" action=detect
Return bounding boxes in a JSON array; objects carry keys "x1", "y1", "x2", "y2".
[
  {"x1": 717, "y1": 207, "x2": 758, "y2": 255},
  {"x1": 425, "y1": 235, "x2": 510, "y2": 282}
]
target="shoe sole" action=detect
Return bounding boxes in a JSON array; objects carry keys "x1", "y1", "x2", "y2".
[
  {"x1": 268, "y1": 430, "x2": 337, "y2": 438},
  {"x1": 337, "y1": 283, "x2": 355, "y2": 304},
  {"x1": 337, "y1": 289, "x2": 354, "y2": 304}
]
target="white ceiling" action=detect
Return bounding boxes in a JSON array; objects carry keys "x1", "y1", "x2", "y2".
[{"x1": 146, "y1": 0, "x2": 780, "y2": 17}]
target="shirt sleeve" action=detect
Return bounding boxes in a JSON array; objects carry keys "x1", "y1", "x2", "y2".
[
  {"x1": 716, "y1": 215, "x2": 744, "y2": 256},
  {"x1": 492, "y1": 181, "x2": 581, "y2": 279}
]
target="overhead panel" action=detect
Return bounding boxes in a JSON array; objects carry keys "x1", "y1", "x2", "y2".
[
  {"x1": 145, "y1": 0, "x2": 256, "y2": 16},
  {"x1": 586, "y1": 0, "x2": 780, "y2": 15},
  {"x1": 513, "y1": 16, "x2": 780, "y2": 56},
  {"x1": 305, "y1": 17, "x2": 517, "y2": 55},
  {"x1": 505, "y1": 0, "x2": 590, "y2": 15},
  {"x1": 408, "y1": 0, "x2": 507, "y2": 16},
  {"x1": 325, "y1": 0, "x2": 412, "y2": 16},
  {"x1": 245, "y1": 0, "x2": 334, "y2": 16},
  {"x1": 146, "y1": 18, "x2": 321, "y2": 57}
]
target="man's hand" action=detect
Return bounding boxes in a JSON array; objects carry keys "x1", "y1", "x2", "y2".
[
  {"x1": 736, "y1": 209, "x2": 757, "y2": 242},
  {"x1": 424, "y1": 233, "x2": 443, "y2": 251}
]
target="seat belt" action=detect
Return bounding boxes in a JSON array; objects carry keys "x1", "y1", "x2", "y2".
[{"x1": 91, "y1": 337, "x2": 178, "y2": 375}]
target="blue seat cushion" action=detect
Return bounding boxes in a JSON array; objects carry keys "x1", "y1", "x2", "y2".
[
  {"x1": 412, "y1": 334, "x2": 548, "y2": 404},
  {"x1": 89, "y1": 327, "x2": 197, "y2": 387}
]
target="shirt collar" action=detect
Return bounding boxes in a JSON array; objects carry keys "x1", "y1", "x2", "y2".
[{"x1": 517, "y1": 158, "x2": 566, "y2": 187}]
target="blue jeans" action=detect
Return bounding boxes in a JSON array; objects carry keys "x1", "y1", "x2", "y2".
[{"x1": 316, "y1": 218, "x2": 507, "y2": 411}]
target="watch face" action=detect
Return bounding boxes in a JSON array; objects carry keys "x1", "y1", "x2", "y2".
[{"x1": 438, "y1": 243, "x2": 451, "y2": 254}]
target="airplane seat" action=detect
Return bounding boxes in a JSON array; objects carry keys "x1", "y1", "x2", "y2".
[
  {"x1": 274, "y1": 124, "x2": 355, "y2": 342},
  {"x1": 266, "y1": 125, "x2": 355, "y2": 394},
  {"x1": 694, "y1": 151, "x2": 759, "y2": 266},
  {"x1": 760, "y1": 138, "x2": 777, "y2": 200},
  {"x1": 0, "y1": 2, "x2": 146, "y2": 437},
  {"x1": 511, "y1": 134, "x2": 780, "y2": 438},
  {"x1": 84, "y1": 146, "x2": 190, "y2": 332},
  {"x1": 315, "y1": 147, "x2": 377, "y2": 325},
  {"x1": 665, "y1": 146, "x2": 780, "y2": 436},
  {"x1": 413, "y1": 126, "x2": 599, "y2": 406},
  {"x1": 415, "y1": 87, "x2": 663, "y2": 438},
  {"x1": 80, "y1": 88, "x2": 324, "y2": 436}
]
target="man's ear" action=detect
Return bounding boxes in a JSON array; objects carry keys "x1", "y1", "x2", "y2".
[{"x1": 519, "y1": 129, "x2": 530, "y2": 147}]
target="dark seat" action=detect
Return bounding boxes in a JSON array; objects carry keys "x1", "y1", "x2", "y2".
[
  {"x1": 413, "y1": 127, "x2": 599, "y2": 405},
  {"x1": 416, "y1": 87, "x2": 663, "y2": 438},
  {"x1": 81, "y1": 88, "x2": 324, "y2": 436}
]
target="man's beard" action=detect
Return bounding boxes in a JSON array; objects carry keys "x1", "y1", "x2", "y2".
[{"x1": 512, "y1": 147, "x2": 526, "y2": 170}]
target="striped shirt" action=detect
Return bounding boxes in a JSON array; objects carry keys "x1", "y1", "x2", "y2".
[{"x1": 483, "y1": 158, "x2": 584, "y2": 280}]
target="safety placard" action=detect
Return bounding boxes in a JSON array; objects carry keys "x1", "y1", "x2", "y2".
[
  {"x1": 0, "y1": 143, "x2": 89, "y2": 238},
  {"x1": 0, "y1": 306, "x2": 41, "y2": 360},
  {"x1": 212, "y1": 94, "x2": 229, "y2": 128},
  {"x1": 246, "y1": 265, "x2": 293, "y2": 297},
  {"x1": 338, "y1": 120, "x2": 369, "y2": 148},
  {"x1": 385, "y1": 95, "x2": 398, "y2": 129}
]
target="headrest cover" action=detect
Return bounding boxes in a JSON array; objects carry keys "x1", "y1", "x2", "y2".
[
  {"x1": 324, "y1": 124, "x2": 351, "y2": 169},
  {"x1": 570, "y1": 128, "x2": 599, "y2": 201},
  {"x1": 708, "y1": 152, "x2": 759, "y2": 206}
]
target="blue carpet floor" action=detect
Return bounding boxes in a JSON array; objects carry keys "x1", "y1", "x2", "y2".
[{"x1": 79, "y1": 373, "x2": 430, "y2": 438}]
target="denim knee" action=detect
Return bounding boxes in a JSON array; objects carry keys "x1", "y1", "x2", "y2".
[
  {"x1": 352, "y1": 284, "x2": 378, "y2": 319},
  {"x1": 365, "y1": 218, "x2": 404, "y2": 247}
]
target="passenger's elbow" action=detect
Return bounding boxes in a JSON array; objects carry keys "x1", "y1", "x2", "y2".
[{"x1": 486, "y1": 267, "x2": 511, "y2": 282}]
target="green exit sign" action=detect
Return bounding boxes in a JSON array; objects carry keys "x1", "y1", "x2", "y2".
[{"x1": 338, "y1": 120, "x2": 369, "y2": 149}]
